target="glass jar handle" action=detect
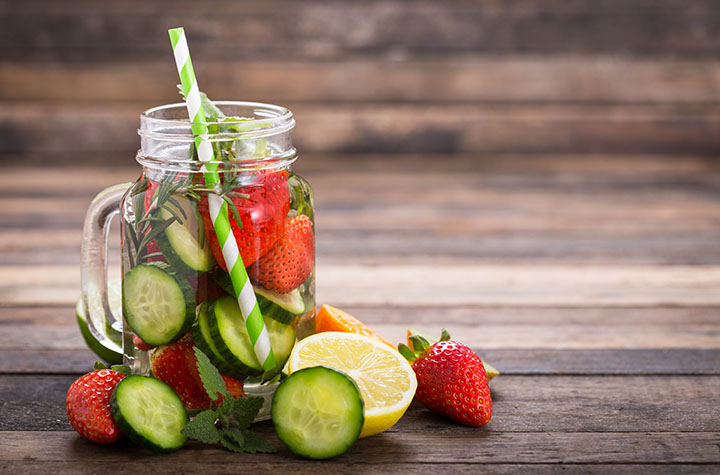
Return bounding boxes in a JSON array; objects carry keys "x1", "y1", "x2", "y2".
[{"x1": 80, "y1": 183, "x2": 131, "y2": 352}]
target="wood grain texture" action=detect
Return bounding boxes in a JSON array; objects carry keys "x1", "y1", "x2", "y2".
[
  {"x1": 0, "y1": 156, "x2": 717, "y2": 468},
  {"x1": 2, "y1": 463, "x2": 719, "y2": 475},
  {"x1": 1, "y1": 264, "x2": 719, "y2": 307},
  {"x1": 1, "y1": 430, "x2": 719, "y2": 465},
  {"x1": 3, "y1": 58, "x2": 720, "y2": 104},
  {"x1": 3, "y1": 102, "x2": 720, "y2": 155},
  {"x1": 2, "y1": 375, "x2": 719, "y2": 432},
  {"x1": 3, "y1": 348, "x2": 719, "y2": 375},
  {"x1": 3, "y1": 0, "x2": 720, "y2": 60}
]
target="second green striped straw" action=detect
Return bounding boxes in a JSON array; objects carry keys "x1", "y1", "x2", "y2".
[{"x1": 168, "y1": 27, "x2": 275, "y2": 372}]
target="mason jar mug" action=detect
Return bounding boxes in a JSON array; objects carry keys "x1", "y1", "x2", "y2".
[{"x1": 80, "y1": 102, "x2": 315, "y2": 413}]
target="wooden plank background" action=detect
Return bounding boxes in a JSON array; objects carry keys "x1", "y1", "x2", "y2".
[
  {"x1": 1, "y1": 1, "x2": 720, "y2": 473},
  {"x1": 1, "y1": 0, "x2": 720, "y2": 159}
]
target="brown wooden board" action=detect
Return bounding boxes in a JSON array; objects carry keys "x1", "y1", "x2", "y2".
[
  {"x1": 3, "y1": 0, "x2": 720, "y2": 60},
  {"x1": 1, "y1": 375, "x2": 719, "y2": 433},
  {"x1": 3, "y1": 58, "x2": 720, "y2": 104},
  {"x1": 3, "y1": 103, "x2": 720, "y2": 155}
]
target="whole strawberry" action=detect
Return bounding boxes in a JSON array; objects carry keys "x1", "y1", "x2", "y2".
[
  {"x1": 66, "y1": 369, "x2": 127, "y2": 443},
  {"x1": 151, "y1": 334, "x2": 245, "y2": 410},
  {"x1": 399, "y1": 330, "x2": 492, "y2": 427},
  {"x1": 199, "y1": 170, "x2": 290, "y2": 270},
  {"x1": 248, "y1": 215, "x2": 314, "y2": 293}
]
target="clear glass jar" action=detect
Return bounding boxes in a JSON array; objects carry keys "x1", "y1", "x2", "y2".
[{"x1": 81, "y1": 102, "x2": 315, "y2": 417}]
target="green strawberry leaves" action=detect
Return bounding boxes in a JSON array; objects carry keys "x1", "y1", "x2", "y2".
[
  {"x1": 400, "y1": 329, "x2": 501, "y2": 380},
  {"x1": 181, "y1": 347, "x2": 276, "y2": 453}
]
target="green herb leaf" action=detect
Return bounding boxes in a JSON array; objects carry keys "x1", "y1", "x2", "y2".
[
  {"x1": 220, "y1": 434, "x2": 244, "y2": 453},
  {"x1": 110, "y1": 364, "x2": 132, "y2": 376},
  {"x1": 240, "y1": 430, "x2": 276, "y2": 454},
  {"x1": 222, "y1": 195, "x2": 244, "y2": 230},
  {"x1": 224, "y1": 427, "x2": 245, "y2": 447},
  {"x1": 182, "y1": 409, "x2": 221, "y2": 444},
  {"x1": 193, "y1": 346, "x2": 227, "y2": 401},
  {"x1": 229, "y1": 396, "x2": 264, "y2": 429}
]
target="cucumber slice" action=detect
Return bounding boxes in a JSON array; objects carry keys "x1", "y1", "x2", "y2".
[
  {"x1": 208, "y1": 296, "x2": 297, "y2": 378},
  {"x1": 76, "y1": 278, "x2": 124, "y2": 364},
  {"x1": 111, "y1": 375, "x2": 188, "y2": 453},
  {"x1": 211, "y1": 271, "x2": 305, "y2": 323},
  {"x1": 256, "y1": 286, "x2": 304, "y2": 325},
  {"x1": 272, "y1": 366, "x2": 363, "y2": 459},
  {"x1": 76, "y1": 297, "x2": 123, "y2": 365},
  {"x1": 156, "y1": 195, "x2": 216, "y2": 273},
  {"x1": 122, "y1": 262, "x2": 195, "y2": 346},
  {"x1": 191, "y1": 301, "x2": 239, "y2": 377}
]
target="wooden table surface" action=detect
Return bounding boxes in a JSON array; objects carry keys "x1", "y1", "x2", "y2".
[{"x1": 1, "y1": 153, "x2": 719, "y2": 473}]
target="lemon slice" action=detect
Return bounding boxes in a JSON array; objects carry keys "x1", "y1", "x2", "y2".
[{"x1": 288, "y1": 331, "x2": 417, "y2": 438}]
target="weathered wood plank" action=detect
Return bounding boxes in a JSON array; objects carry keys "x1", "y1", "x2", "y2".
[
  {"x1": 3, "y1": 103, "x2": 720, "y2": 155},
  {"x1": 3, "y1": 0, "x2": 720, "y2": 60},
  {"x1": 1, "y1": 264, "x2": 719, "y2": 307},
  {"x1": 2, "y1": 155, "x2": 718, "y2": 190},
  {"x1": 1, "y1": 462, "x2": 719, "y2": 475},
  {"x1": 4, "y1": 58, "x2": 720, "y2": 103},
  {"x1": 3, "y1": 348, "x2": 719, "y2": 376},
  {"x1": 5, "y1": 321, "x2": 719, "y2": 351},
  {"x1": 1, "y1": 429, "x2": 718, "y2": 464},
  {"x1": 5, "y1": 304, "x2": 720, "y2": 326},
  {"x1": 1, "y1": 462, "x2": 718, "y2": 475},
  {"x1": 5, "y1": 235, "x2": 720, "y2": 266},
  {"x1": 2, "y1": 375, "x2": 719, "y2": 432}
]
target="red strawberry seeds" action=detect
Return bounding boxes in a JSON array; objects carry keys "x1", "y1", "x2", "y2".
[
  {"x1": 66, "y1": 369, "x2": 127, "y2": 444},
  {"x1": 411, "y1": 339, "x2": 492, "y2": 427},
  {"x1": 248, "y1": 214, "x2": 314, "y2": 293},
  {"x1": 151, "y1": 335, "x2": 244, "y2": 410},
  {"x1": 199, "y1": 170, "x2": 290, "y2": 270}
]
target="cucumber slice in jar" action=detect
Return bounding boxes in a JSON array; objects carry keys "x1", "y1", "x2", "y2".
[
  {"x1": 256, "y1": 286, "x2": 305, "y2": 325},
  {"x1": 272, "y1": 366, "x2": 364, "y2": 459},
  {"x1": 191, "y1": 301, "x2": 240, "y2": 377},
  {"x1": 110, "y1": 375, "x2": 188, "y2": 453},
  {"x1": 122, "y1": 262, "x2": 195, "y2": 346},
  {"x1": 208, "y1": 296, "x2": 297, "y2": 378},
  {"x1": 155, "y1": 195, "x2": 216, "y2": 274},
  {"x1": 211, "y1": 270, "x2": 305, "y2": 324}
]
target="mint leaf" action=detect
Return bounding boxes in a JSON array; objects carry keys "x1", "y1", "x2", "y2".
[
  {"x1": 182, "y1": 409, "x2": 221, "y2": 444},
  {"x1": 224, "y1": 427, "x2": 245, "y2": 447},
  {"x1": 230, "y1": 396, "x2": 264, "y2": 429},
  {"x1": 194, "y1": 346, "x2": 227, "y2": 401},
  {"x1": 221, "y1": 433, "x2": 244, "y2": 453},
  {"x1": 241, "y1": 430, "x2": 276, "y2": 454},
  {"x1": 110, "y1": 364, "x2": 132, "y2": 376}
]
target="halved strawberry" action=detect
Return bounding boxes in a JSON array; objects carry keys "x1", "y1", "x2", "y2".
[
  {"x1": 199, "y1": 170, "x2": 290, "y2": 270},
  {"x1": 151, "y1": 335, "x2": 245, "y2": 411},
  {"x1": 248, "y1": 215, "x2": 314, "y2": 294}
]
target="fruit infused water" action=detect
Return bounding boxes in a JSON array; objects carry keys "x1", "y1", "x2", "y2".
[{"x1": 117, "y1": 100, "x2": 314, "y2": 405}]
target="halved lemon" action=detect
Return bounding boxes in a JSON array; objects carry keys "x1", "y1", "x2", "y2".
[{"x1": 288, "y1": 331, "x2": 417, "y2": 438}]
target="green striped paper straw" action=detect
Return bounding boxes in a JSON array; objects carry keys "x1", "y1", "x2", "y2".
[{"x1": 168, "y1": 27, "x2": 275, "y2": 372}]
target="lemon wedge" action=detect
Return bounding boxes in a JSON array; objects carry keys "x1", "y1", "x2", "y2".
[{"x1": 288, "y1": 331, "x2": 417, "y2": 438}]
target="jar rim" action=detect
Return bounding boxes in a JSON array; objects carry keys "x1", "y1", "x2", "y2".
[{"x1": 138, "y1": 101, "x2": 295, "y2": 142}]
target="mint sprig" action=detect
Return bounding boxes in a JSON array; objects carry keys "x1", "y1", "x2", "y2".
[{"x1": 181, "y1": 347, "x2": 276, "y2": 454}]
